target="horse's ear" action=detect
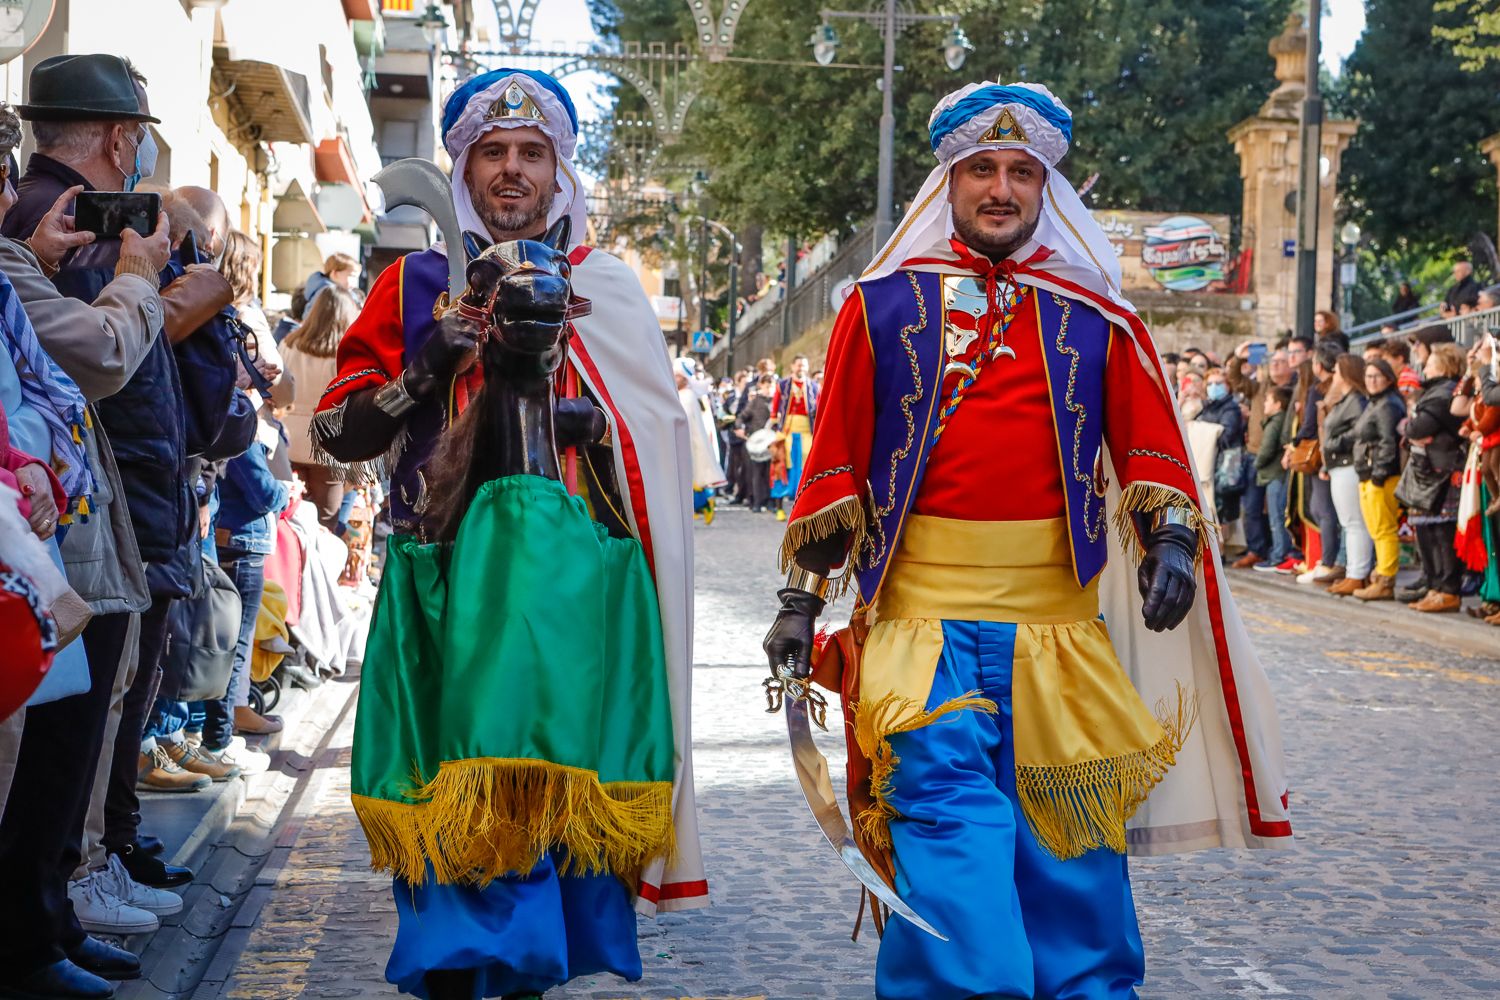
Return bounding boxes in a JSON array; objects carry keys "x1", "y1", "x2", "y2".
[
  {"x1": 541, "y1": 216, "x2": 571, "y2": 251},
  {"x1": 462, "y1": 230, "x2": 492, "y2": 261}
]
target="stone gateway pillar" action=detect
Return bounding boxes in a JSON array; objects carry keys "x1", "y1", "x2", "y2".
[
  {"x1": 1228, "y1": 14, "x2": 1358, "y2": 338},
  {"x1": 1482, "y1": 133, "x2": 1500, "y2": 241}
]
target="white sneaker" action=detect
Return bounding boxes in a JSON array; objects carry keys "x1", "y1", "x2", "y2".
[
  {"x1": 1295, "y1": 569, "x2": 1319, "y2": 584},
  {"x1": 68, "y1": 870, "x2": 160, "y2": 935},
  {"x1": 99, "y1": 853, "x2": 184, "y2": 917},
  {"x1": 204, "y1": 742, "x2": 271, "y2": 777}
]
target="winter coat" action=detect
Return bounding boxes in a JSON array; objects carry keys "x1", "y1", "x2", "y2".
[
  {"x1": 5, "y1": 155, "x2": 201, "y2": 598},
  {"x1": 0, "y1": 218, "x2": 163, "y2": 613},
  {"x1": 1321, "y1": 391, "x2": 1367, "y2": 469},
  {"x1": 1255, "y1": 410, "x2": 1289, "y2": 487},
  {"x1": 1353, "y1": 388, "x2": 1403, "y2": 485},
  {"x1": 1197, "y1": 394, "x2": 1245, "y2": 450},
  {"x1": 1405, "y1": 377, "x2": 1465, "y2": 474}
]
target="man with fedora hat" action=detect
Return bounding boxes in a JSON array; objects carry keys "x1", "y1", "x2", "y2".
[{"x1": 0, "y1": 53, "x2": 231, "y2": 1000}]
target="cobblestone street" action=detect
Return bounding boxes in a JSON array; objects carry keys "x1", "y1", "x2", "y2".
[{"x1": 212, "y1": 508, "x2": 1500, "y2": 1000}]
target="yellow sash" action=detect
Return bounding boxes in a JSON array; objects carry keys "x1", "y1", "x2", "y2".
[{"x1": 855, "y1": 515, "x2": 1194, "y2": 860}]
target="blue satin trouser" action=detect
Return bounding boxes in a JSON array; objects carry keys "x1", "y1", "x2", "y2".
[
  {"x1": 386, "y1": 855, "x2": 641, "y2": 998},
  {"x1": 876, "y1": 620, "x2": 1145, "y2": 1000}
]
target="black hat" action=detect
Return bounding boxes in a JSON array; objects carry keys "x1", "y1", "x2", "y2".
[{"x1": 15, "y1": 54, "x2": 159, "y2": 124}]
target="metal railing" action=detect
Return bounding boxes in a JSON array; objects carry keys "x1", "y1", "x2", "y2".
[
  {"x1": 1350, "y1": 303, "x2": 1500, "y2": 348},
  {"x1": 709, "y1": 223, "x2": 877, "y2": 374}
]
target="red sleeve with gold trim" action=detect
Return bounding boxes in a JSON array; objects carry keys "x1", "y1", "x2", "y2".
[
  {"x1": 1104, "y1": 324, "x2": 1213, "y2": 554},
  {"x1": 315, "y1": 257, "x2": 405, "y2": 414},
  {"x1": 778, "y1": 287, "x2": 875, "y2": 579}
]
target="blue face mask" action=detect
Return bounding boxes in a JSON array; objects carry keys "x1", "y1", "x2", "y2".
[
  {"x1": 1206, "y1": 382, "x2": 1229, "y2": 402},
  {"x1": 119, "y1": 127, "x2": 158, "y2": 192}
]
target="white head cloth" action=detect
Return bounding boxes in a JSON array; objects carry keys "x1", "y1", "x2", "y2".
[
  {"x1": 860, "y1": 80, "x2": 1131, "y2": 310},
  {"x1": 444, "y1": 72, "x2": 587, "y2": 249}
]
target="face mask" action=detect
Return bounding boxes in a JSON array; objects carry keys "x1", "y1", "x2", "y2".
[
  {"x1": 1206, "y1": 382, "x2": 1229, "y2": 402},
  {"x1": 119, "y1": 126, "x2": 158, "y2": 192}
]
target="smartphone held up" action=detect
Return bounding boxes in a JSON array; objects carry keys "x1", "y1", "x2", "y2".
[{"x1": 73, "y1": 191, "x2": 160, "y2": 239}]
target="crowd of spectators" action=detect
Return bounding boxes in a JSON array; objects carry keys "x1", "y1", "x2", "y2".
[
  {"x1": 0, "y1": 55, "x2": 376, "y2": 1000},
  {"x1": 1168, "y1": 305, "x2": 1500, "y2": 625}
]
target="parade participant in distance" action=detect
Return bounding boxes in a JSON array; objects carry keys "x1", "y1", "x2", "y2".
[
  {"x1": 769, "y1": 352, "x2": 817, "y2": 520},
  {"x1": 312, "y1": 68, "x2": 705, "y2": 999},
  {"x1": 762, "y1": 82, "x2": 1291, "y2": 1000}
]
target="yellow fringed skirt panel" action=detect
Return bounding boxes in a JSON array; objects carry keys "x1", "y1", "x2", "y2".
[{"x1": 857, "y1": 514, "x2": 1195, "y2": 860}]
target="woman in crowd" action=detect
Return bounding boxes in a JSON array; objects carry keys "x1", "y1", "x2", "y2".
[
  {"x1": 280, "y1": 285, "x2": 358, "y2": 531},
  {"x1": 1402, "y1": 342, "x2": 1468, "y2": 612},
  {"x1": 1320, "y1": 354, "x2": 1372, "y2": 595},
  {"x1": 1292, "y1": 343, "x2": 1344, "y2": 585},
  {"x1": 1347, "y1": 359, "x2": 1406, "y2": 600},
  {"x1": 1199, "y1": 366, "x2": 1246, "y2": 522}
]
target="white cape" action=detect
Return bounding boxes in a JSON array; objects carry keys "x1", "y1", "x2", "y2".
[{"x1": 566, "y1": 247, "x2": 708, "y2": 912}]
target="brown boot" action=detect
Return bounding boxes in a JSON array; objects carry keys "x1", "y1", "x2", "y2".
[
  {"x1": 165, "y1": 740, "x2": 242, "y2": 782},
  {"x1": 1327, "y1": 576, "x2": 1366, "y2": 596},
  {"x1": 137, "y1": 747, "x2": 211, "y2": 793},
  {"x1": 1411, "y1": 590, "x2": 1461, "y2": 614},
  {"x1": 1353, "y1": 573, "x2": 1394, "y2": 601},
  {"x1": 1231, "y1": 552, "x2": 1263, "y2": 570}
]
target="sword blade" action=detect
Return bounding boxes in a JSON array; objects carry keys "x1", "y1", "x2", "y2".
[{"x1": 785, "y1": 694, "x2": 946, "y2": 940}]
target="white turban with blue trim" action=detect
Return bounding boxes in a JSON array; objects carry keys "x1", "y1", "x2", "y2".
[{"x1": 862, "y1": 81, "x2": 1129, "y2": 308}]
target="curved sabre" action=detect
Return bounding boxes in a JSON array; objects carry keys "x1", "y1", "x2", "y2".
[{"x1": 778, "y1": 660, "x2": 946, "y2": 940}]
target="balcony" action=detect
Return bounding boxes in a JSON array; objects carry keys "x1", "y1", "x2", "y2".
[{"x1": 211, "y1": 52, "x2": 315, "y2": 145}]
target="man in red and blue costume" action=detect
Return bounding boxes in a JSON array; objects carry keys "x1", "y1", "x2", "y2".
[
  {"x1": 764, "y1": 81, "x2": 1292, "y2": 1000},
  {"x1": 311, "y1": 68, "x2": 707, "y2": 999}
]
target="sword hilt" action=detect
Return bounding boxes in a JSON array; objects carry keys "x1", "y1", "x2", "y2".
[{"x1": 764, "y1": 654, "x2": 828, "y2": 730}]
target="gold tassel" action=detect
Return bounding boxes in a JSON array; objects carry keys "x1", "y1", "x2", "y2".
[
  {"x1": 849, "y1": 691, "x2": 998, "y2": 852},
  {"x1": 1015, "y1": 682, "x2": 1199, "y2": 860},
  {"x1": 777, "y1": 496, "x2": 868, "y2": 599},
  {"x1": 1111, "y1": 482, "x2": 1218, "y2": 566},
  {"x1": 352, "y1": 758, "x2": 676, "y2": 887}
]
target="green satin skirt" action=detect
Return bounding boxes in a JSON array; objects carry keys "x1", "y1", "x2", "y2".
[{"x1": 350, "y1": 475, "x2": 676, "y2": 886}]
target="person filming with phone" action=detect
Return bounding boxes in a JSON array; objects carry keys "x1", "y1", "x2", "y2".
[{"x1": 0, "y1": 53, "x2": 235, "y2": 1000}]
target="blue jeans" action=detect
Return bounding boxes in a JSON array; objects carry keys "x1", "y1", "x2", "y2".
[
  {"x1": 1240, "y1": 455, "x2": 1270, "y2": 558},
  {"x1": 1309, "y1": 474, "x2": 1341, "y2": 568},
  {"x1": 1265, "y1": 477, "x2": 1291, "y2": 564},
  {"x1": 878, "y1": 621, "x2": 1143, "y2": 1000},
  {"x1": 201, "y1": 548, "x2": 265, "y2": 751}
]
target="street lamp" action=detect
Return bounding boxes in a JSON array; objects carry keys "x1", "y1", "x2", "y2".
[
  {"x1": 810, "y1": 24, "x2": 839, "y2": 66},
  {"x1": 1339, "y1": 220, "x2": 1360, "y2": 329},
  {"x1": 417, "y1": 4, "x2": 449, "y2": 48},
  {"x1": 942, "y1": 26, "x2": 970, "y2": 72},
  {"x1": 813, "y1": 2, "x2": 968, "y2": 244}
]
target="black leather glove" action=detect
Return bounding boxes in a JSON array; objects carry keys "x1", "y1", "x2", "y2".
[
  {"x1": 763, "y1": 587, "x2": 826, "y2": 680},
  {"x1": 1137, "y1": 523, "x2": 1198, "y2": 632},
  {"x1": 555, "y1": 398, "x2": 607, "y2": 449},
  {"x1": 404, "y1": 313, "x2": 483, "y2": 400}
]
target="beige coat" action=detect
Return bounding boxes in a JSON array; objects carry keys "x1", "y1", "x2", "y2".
[
  {"x1": 0, "y1": 238, "x2": 161, "y2": 613},
  {"x1": 280, "y1": 345, "x2": 336, "y2": 466}
]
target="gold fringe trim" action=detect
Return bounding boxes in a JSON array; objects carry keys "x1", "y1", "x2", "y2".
[
  {"x1": 777, "y1": 495, "x2": 869, "y2": 600},
  {"x1": 1015, "y1": 682, "x2": 1200, "y2": 861},
  {"x1": 1110, "y1": 482, "x2": 1218, "y2": 566},
  {"x1": 849, "y1": 691, "x2": 999, "y2": 852},
  {"x1": 352, "y1": 758, "x2": 675, "y2": 887}
]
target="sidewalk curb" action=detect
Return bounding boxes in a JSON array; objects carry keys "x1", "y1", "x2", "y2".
[
  {"x1": 115, "y1": 669, "x2": 362, "y2": 1000},
  {"x1": 1228, "y1": 571, "x2": 1499, "y2": 661}
]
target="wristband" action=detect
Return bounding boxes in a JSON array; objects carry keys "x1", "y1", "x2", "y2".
[
  {"x1": 372, "y1": 372, "x2": 420, "y2": 418},
  {"x1": 1150, "y1": 505, "x2": 1198, "y2": 533},
  {"x1": 785, "y1": 565, "x2": 832, "y2": 601}
]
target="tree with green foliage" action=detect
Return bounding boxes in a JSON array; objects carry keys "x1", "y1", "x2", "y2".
[
  {"x1": 673, "y1": 0, "x2": 1294, "y2": 240},
  {"x1": 1433, "y1": 0, "x2": 1500, "y2": 69},
  {"x1": 1335, "y1": 0, "x2": 1499, "y2": 260}
]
